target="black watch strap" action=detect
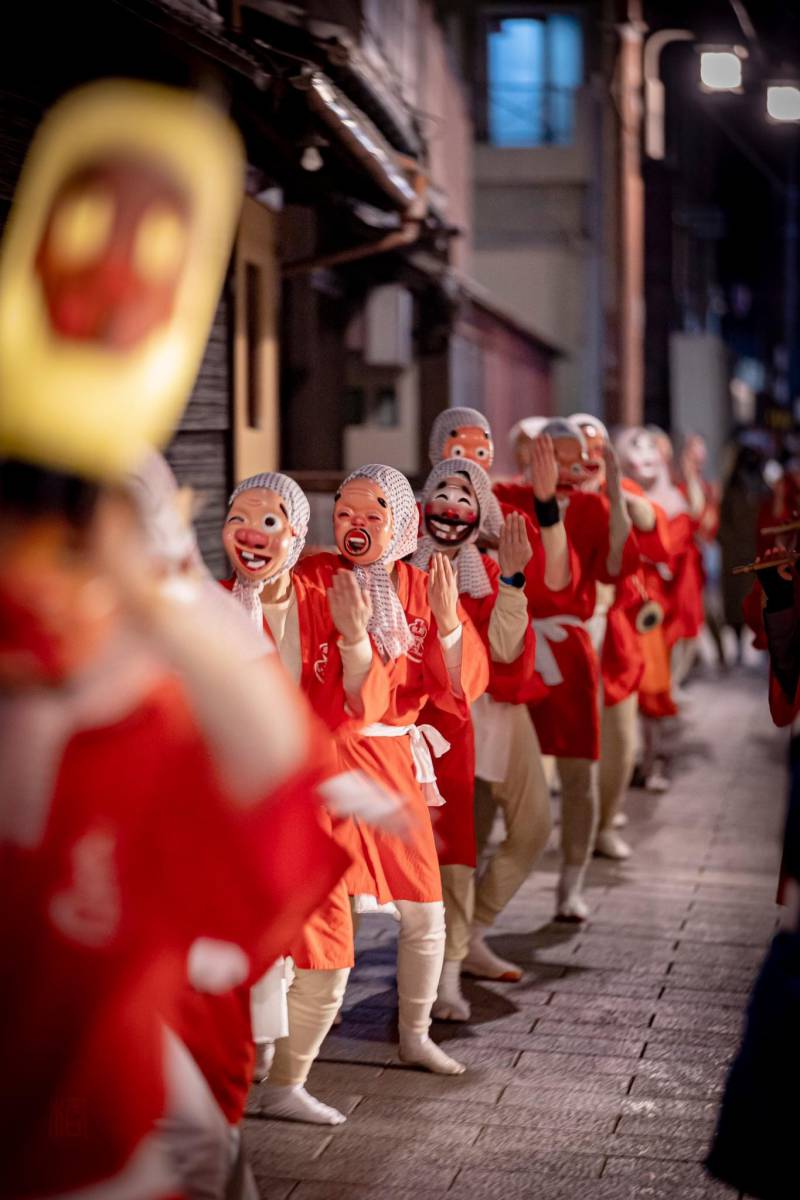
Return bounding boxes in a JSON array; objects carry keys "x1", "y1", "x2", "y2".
[{"x1": 500, "y1": 572, "x2": 526, "y2": 589}]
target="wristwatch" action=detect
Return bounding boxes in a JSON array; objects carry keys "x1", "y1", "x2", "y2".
[{"x1": 500, "y1": 572, "x2": 526, "y2": 589}]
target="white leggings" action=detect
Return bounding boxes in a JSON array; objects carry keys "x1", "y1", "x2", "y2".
[
  {"x1": 394, "y1": 899, "x2": 446, "y2": 1038},
  {"x1": 268, "y1": 966, "x2": 350, "y2": 1088},
  {"x1": 352, "y1": 898, "x2": 446, "y2": 1038}
]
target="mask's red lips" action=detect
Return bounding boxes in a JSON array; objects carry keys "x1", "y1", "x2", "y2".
[
  {"x1": 343, "y1": 528, "x2": 371, "y2": 557},
  {"x1": 235, "y1": 545, "x2": 272, "y2": 573}
]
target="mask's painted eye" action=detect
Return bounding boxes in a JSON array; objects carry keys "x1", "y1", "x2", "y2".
[
  {"x1": 133, "y1": 204, "x2": 187, "y2": 283},
  {"x1": 49, "y1": 187, "x2": 114, "y2": 268},
  {"x1": 571, "y1": 463, "x2": 582, "y2": 475},
  {"x1": 226, "y1": 514, "x2": 244, "y2": 524},
  {"x1": 475, "y1": 447, "x2": 488, "y2": 459},
  {"x1": 451, "y1": 445, "x2": 464, "y2": 457},
  {"x1": 262, "y1": 514, "x2": 280, "y2": 531}
]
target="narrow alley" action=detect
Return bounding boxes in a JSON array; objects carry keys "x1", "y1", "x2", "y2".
[{"x1": 244, "y1": 667, "x2": 785, "y2": 1200}]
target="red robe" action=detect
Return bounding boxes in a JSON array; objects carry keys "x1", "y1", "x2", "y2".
[
  {"x1": 662, "y1": 506, "x2": 705, "y2": 647},
  {"x1": 494, "y1": 483, "x2": 638, "y2": 760},
  {"x1": 425, "y1": 555, "x2": 537, "y2": 867},
  {"x1": 296, "y1": 553, "x2": 489, "y2": 903},
  {"x1": 0, "y1": 675, "x2": 346, "y2": 1198},
  {"x1": 602, "y1": 481, "x2": 673, "y2": 709}
]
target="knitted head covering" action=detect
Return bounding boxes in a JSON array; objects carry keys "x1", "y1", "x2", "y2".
[
  {"x1": 338, "y1": 464, "x2": 418, "y2": 660},
  {"x1": 411, "y1": 458, "x2": 494, "y2": 599},
  {"x1": 571, "y1": 413, "x2": 609, "y2": 442},
  {"x1": 508, "y1": 416, "x2": 547, "y2": 447},
  {"x1": 428, "y1": 407, "x2": 492, "y2": 466},
  {"x1": 428, "y1": 406, "x2": 504, "y2": 541},
  {"x1": 227, "y1": 472, "x2": 310, "y2": 626},
  {"x1": 541, "y1": 417, "x2": 587, "y2": 448}
]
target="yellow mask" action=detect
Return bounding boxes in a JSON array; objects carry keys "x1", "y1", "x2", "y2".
[{"x1": 0, "y1": 80, "x2": 243, "y2": 480}]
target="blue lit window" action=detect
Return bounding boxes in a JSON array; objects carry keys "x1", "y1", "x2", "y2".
[{"x1": 486, "y1": 13, "x2": 583, "y2": 146}]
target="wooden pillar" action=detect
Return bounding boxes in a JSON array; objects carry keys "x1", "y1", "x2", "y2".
[{"x1": 615, "y1": 4, "x2": 646, "y2": 427}]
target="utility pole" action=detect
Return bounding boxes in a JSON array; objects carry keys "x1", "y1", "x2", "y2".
[{"x1": 615, "y1": 0, "x2": 646, "y2": 427}]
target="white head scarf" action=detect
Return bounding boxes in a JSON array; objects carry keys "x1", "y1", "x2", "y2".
[
  {"x1": 228, "y1": 472, "x2": 310, "y2": 627},
  {"x1": 428, "y1": 407, "x2": 503, "y2": 541},
  {"x1": 339, "y1": 464, "x2": 418, "y2": 660},
  {"x1": 411, "y1": 458, "x2": 494, "y2": 599}
]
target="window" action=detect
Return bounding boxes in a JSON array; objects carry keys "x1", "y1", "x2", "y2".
[{"x1": 485, "y1": 11, "x2": 583, "y2": 147}]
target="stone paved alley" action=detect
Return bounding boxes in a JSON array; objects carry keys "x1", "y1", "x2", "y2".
[{"x1": 244, "y1": 667, "x2": 786, "y2": 1200}]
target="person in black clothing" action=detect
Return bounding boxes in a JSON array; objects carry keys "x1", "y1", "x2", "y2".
[{"x1": 706, "y1": 557, "x2": 800, "y2": 1200}]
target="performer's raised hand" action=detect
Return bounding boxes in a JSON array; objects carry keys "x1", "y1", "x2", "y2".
[
  {"x1": 327, "y1": 569, "x2": 372, "y2": 643},
  {"x1": 429, "y1": 552, "x2": 460, "y2": 637},
  {"x1": 498, "y1": 512, "x2": 533, "y2": 577},
  {"x1": 528, "y1": 434, "x2": 558, "y2": 501}
]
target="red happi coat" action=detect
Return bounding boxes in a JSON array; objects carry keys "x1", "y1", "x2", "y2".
[
  {"x1": 0, "y1": 675, "x2": 346, "y2": 1198},
  {"x1": 424, "y1": 554, "x2": 536, "y2": 867},
  {"x1": 220, "y1": 574, "x2": 392, "y2": 972},
  {"x1": 295, "y1": 552, "x2": 489, "y2": 903},
  {"x1": 658, "y1": 506, "x2": 704, "y2": 648},
  {"x1": 600, "y1": 480, "x2": 673, "y2": 708},
  {"x1": 494, "y1": 482, "x2": 639, "y2": 760}
]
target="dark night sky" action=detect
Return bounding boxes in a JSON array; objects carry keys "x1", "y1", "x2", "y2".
[{"x1": 643, "y1": 0, "x2": 800, "y2": 405}]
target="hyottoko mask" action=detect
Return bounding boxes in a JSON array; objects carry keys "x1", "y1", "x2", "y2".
[
  {"x1": 423, "y1": 472, "x2": 480, "y2": 549},
  {"x1": 551, "y1": 436, "x2": 590, "y2": 495},
  {"x1": 616, "y1": 428, "x2": 664, "y2": 489},
  {"x1": 441, "y1": 425, "x2": 494, "y2": 470},
  {"x1": 574, "y1": 418, "x2": 607, "y2": 491},
  {"x1": 0, "y1": 80, "x2": 243, "y2": 482},
  {"x1": 334, "y1": 479, "x2": 394, "y2": 566},
  {"x1": 224, "y1": 488, "x2": 295, "y2": 584}
]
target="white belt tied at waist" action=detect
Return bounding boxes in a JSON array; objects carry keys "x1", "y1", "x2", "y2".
[
  {"x1": 361, "y1": 722, "x2": 451, "y2": 807},
  {"x1": 532, "y1": 614, "x2": 586, "y2": 686}
]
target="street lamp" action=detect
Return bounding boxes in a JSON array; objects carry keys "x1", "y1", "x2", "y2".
[
  {"x1": 698, "y1": 46, "x2": 747, "y2": 94},
  {"x1": 644, "y1": 33, "x2": 747, "y2": 160},
  {"x1": 767, "y1": 84, "x2": 800, "y2": 124}
]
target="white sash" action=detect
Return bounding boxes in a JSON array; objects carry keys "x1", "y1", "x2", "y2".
[
  {"x1": 361, "y1": 722, "x2": 451, "y2": 806},
  {"x1": 532, "y1": 614, "x2": 585, "y2": 685}
]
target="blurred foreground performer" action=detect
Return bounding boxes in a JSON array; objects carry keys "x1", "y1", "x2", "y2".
[
  {"x1": 411, "y1": 459, "x2": 543, "y2": 1020},
  {"x1": 706, "y1": 552, "x2": 800, "y2": 1198},
  {"x1": 573, "y1": 414, "x2": 672, "y2": 854},
  {"x1": 496, "y1": 419, "x2": 638, "y2": 920},
  {"x1": 222, "y1": 471, "x2": 403, "y2": 1125},
  {"x1": 427, "y1": 408, "x2": 566, "y2": 960},
  {"x1": 0, "y1": 82, "x2": 346, "y2": 1200},
  {"x1": 298, "y1": 465, "x2": 489, "y2": 1074}
]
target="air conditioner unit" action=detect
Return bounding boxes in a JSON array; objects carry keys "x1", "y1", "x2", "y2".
[{"x1": 365, "y1": 284, "x2": 413, "y2": 367}]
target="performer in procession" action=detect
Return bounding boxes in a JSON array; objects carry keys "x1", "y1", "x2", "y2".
[
  {"x1": 495, "y1": 418, "x2": 639, "y2": 920},
  {"x1": 426, "y1": 408, "x2": 574, "y2": 935},
  {"x1": 572, "y1": 413, "x2": 672, "y2": 855},
  {"x1": 297, "y1": 464, "x2": 489, "y2": 1074},
  {"x1": 615, "y1": 426, "x2": 701, "y2": 790},
  {"x1": 411, "y1": 456, "x2": 544, "y2": 1019},
  {"x1": 221, "y1": 469, "x2": 403, "y2": 1125}
]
